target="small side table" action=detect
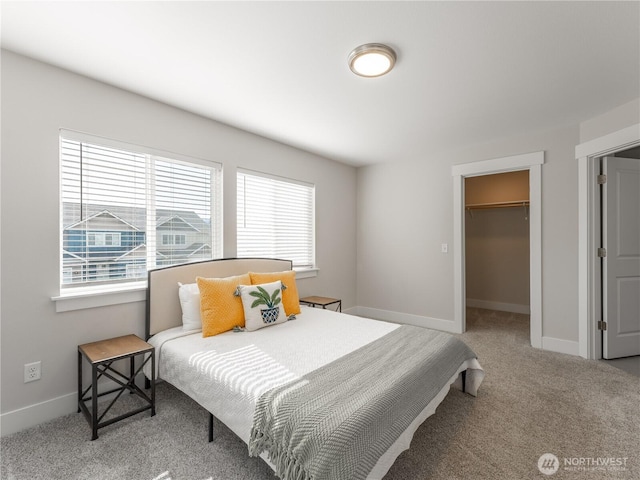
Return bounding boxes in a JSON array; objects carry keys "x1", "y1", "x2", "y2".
[
  {"x1": 78, "y1": 334, "x2": 155, "y2": 440},
  {"x1": 300, "y1": 296, "x2": 342, "y2": 312}
]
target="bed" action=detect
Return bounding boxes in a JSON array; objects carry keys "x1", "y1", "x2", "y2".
[{"x1": 144, "y1": 258, "x2": 484, "y2": 480}]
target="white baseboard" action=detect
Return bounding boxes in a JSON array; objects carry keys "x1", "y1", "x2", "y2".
[
  {"x1": 466, "y1": 298, "x2": 530, "y2": 315},
  {"x1": 1, "y1": 378, "x2": 132, "y2": 437},
  {"x1": 354, "y1": 306, "x2": 461, "y2": 334},
  {"x1": 342, "y1": 306, "x2": 359, "y2": 316},
  {"x1": 1, "y1": 391, "x2": 77, "y2": 437},
  {"x1": 541, "y1": 336, "x2": 580, "y2": 356},
  {"x1": 353, "y1": 305, "x2": 580, "y2": 357}
]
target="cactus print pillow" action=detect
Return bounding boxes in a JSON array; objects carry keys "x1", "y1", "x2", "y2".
[{"x1": 238, "y1": 281, "x2": 288, "y2": 332}]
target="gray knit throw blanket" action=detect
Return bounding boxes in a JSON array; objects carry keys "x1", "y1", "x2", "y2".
[{"x1": 248, "y1": 325, "x2": 478, "y2": 480}]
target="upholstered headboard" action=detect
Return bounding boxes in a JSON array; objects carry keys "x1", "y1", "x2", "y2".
[{"x1": 145, "y1": 258, "x2": 293, "y2": 338}]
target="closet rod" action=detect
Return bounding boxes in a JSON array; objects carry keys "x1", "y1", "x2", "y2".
[{"x1": 466, "y1": 201, "x2": 529, "y2": 219}]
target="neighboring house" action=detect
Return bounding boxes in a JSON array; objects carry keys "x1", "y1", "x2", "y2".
[
  {"x1": 62, "y1": 204, "x2": 211, "y2": 284},
  {"x1": 156, "y1": 214, "x2": 212, "y2": 266}
]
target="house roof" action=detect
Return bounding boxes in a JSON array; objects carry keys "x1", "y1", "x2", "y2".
[
  {"x1": 114, "y1": 244, "x2": 147, "y2": 263},
  {"x1": 156, "y1": 215, "x2": 202, "y2": 233},
  {"x1": 65, "y1": 210, "x2": 139, "y2": 231},
  {"x1": 63, "y1": 203, "x2": 210, "y2": 232}
]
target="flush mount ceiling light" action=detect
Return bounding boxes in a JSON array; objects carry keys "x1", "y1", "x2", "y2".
[{"x1": 348, "y1": 43, "x2": 396, "y2": 77}]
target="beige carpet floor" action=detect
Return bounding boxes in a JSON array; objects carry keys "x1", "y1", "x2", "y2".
[
  {"x1": 385, "y1": 308, "x2": 640, "y2": 479},
  {"x1": 1, "y1": 308, "x2": 638, "y2": 480}
]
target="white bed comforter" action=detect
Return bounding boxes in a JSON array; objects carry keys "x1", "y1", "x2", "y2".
[{"x1": 145, "y1": 307, "x2": 483, "y2": 479}]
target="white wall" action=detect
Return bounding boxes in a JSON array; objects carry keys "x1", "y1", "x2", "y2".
[
  {"x1": 579, "y1": 98, "x2": 640, "y2": 143},
  {"x1": 0, "y1": 51, "x2": 357, "y2": 434},
  {"x1": 357, "y1": 155, "x2": 455, "y2": 323},
  {"x1": 357, "y1": 124, "x2": 581, "y2": 343}
]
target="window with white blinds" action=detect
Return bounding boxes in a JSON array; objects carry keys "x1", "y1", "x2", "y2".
[
  {"x1": 60, "y1": 131, "x2": 222, "y2": 290},
  {"x1": 237, "y1": 169, "x2": 315, "y2": 268}
]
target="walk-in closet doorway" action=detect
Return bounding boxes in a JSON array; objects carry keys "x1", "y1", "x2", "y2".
[
  {"x1": 452, "y1": 151, "x2": 544, "y2": 349},
  {"x1": 464, "y1": 171, "x2": 531, "y2": 339}
]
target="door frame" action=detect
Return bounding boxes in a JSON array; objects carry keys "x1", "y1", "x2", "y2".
[
  {"x1": 452, "y1": 151, "x2": 544, "y2": 348},
  {"x1": 575, "y1": 123, "x2": 640, "y2": 359}
]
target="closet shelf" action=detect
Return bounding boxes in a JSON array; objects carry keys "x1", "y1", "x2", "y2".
[
  {"x1": 465, "y1": 200, "x2": 529, "y2": 210},
  {"x1": 466, "y1": 200, "x2": 530, "y2": 220}
]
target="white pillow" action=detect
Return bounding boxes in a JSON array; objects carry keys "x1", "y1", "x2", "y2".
[
  {"x1": 178, "y1": 282, "x2": 202, "y2": 330},
  {"x1": 237, "y1": 281, "x2": 287, "y2": 332}
]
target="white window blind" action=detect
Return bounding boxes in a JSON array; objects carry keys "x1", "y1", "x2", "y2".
[
  {"x1": 60, "y1": 132, "x2": 222, "y2": 289},
  {"x1": 237, "y1": 169, "x2": 315, "y2": 268}
]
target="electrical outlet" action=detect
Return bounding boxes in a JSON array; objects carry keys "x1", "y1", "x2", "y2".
[
  {"x1": 441, "y1": 243, "x2": 449, "y2": 253},
  {"x1": 24, "y1": 361, "x2": 41, "y2": 383}
]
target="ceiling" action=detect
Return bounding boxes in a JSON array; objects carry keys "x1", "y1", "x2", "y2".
[{"x1": 2, "y1": 1, "x2": 639, "y2": 167}]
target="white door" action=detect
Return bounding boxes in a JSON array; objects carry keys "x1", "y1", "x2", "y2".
[{"x1": 602, "y1": 156, "x2": 640, "y2": 359}]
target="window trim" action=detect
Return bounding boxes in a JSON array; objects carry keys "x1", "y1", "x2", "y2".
[
  {"x1": 58, "y1": 129, "x2": 223, "y2": 297},
  {"x1": 59, "y1": 129, "x2": 218, "y2": 170},
  {"x1": 53, "y1": 132, "x2": 318, "y2": 312},
  {"x1": 236, "y1": 168, "x2": 316, "y2": 269},
  {"x1": 52, "y1": 267, "x2": 318, "y2": 312},
  {"x1": 52, "y1": 281, "x2": 147, "y2": 313}
]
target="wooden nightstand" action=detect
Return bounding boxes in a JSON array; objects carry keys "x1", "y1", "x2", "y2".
[
  {"x1": 78, "y1": 334, "x2": 155, "y2": 440},
  {"x1": 300, "y1": 296, "x2": 342, "y2": 312}
]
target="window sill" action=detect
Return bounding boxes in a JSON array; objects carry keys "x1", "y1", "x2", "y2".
[
  {"x1": 294, "y1": 267, "x2": 318, "y2": 279},
  {"x1": 53, "y1": 268, "x2": 317, "y2": 313},
  {"x1": 52, "y1": 282, "x2": 147, "y2": 312}
]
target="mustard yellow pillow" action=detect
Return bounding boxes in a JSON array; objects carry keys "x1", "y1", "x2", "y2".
[
  {"x1": 249, "y1": 270, "x2": 301, "y2": 316},
  {"x1": 197, "y1": 273, "x2": 251, "y2": 337}
]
